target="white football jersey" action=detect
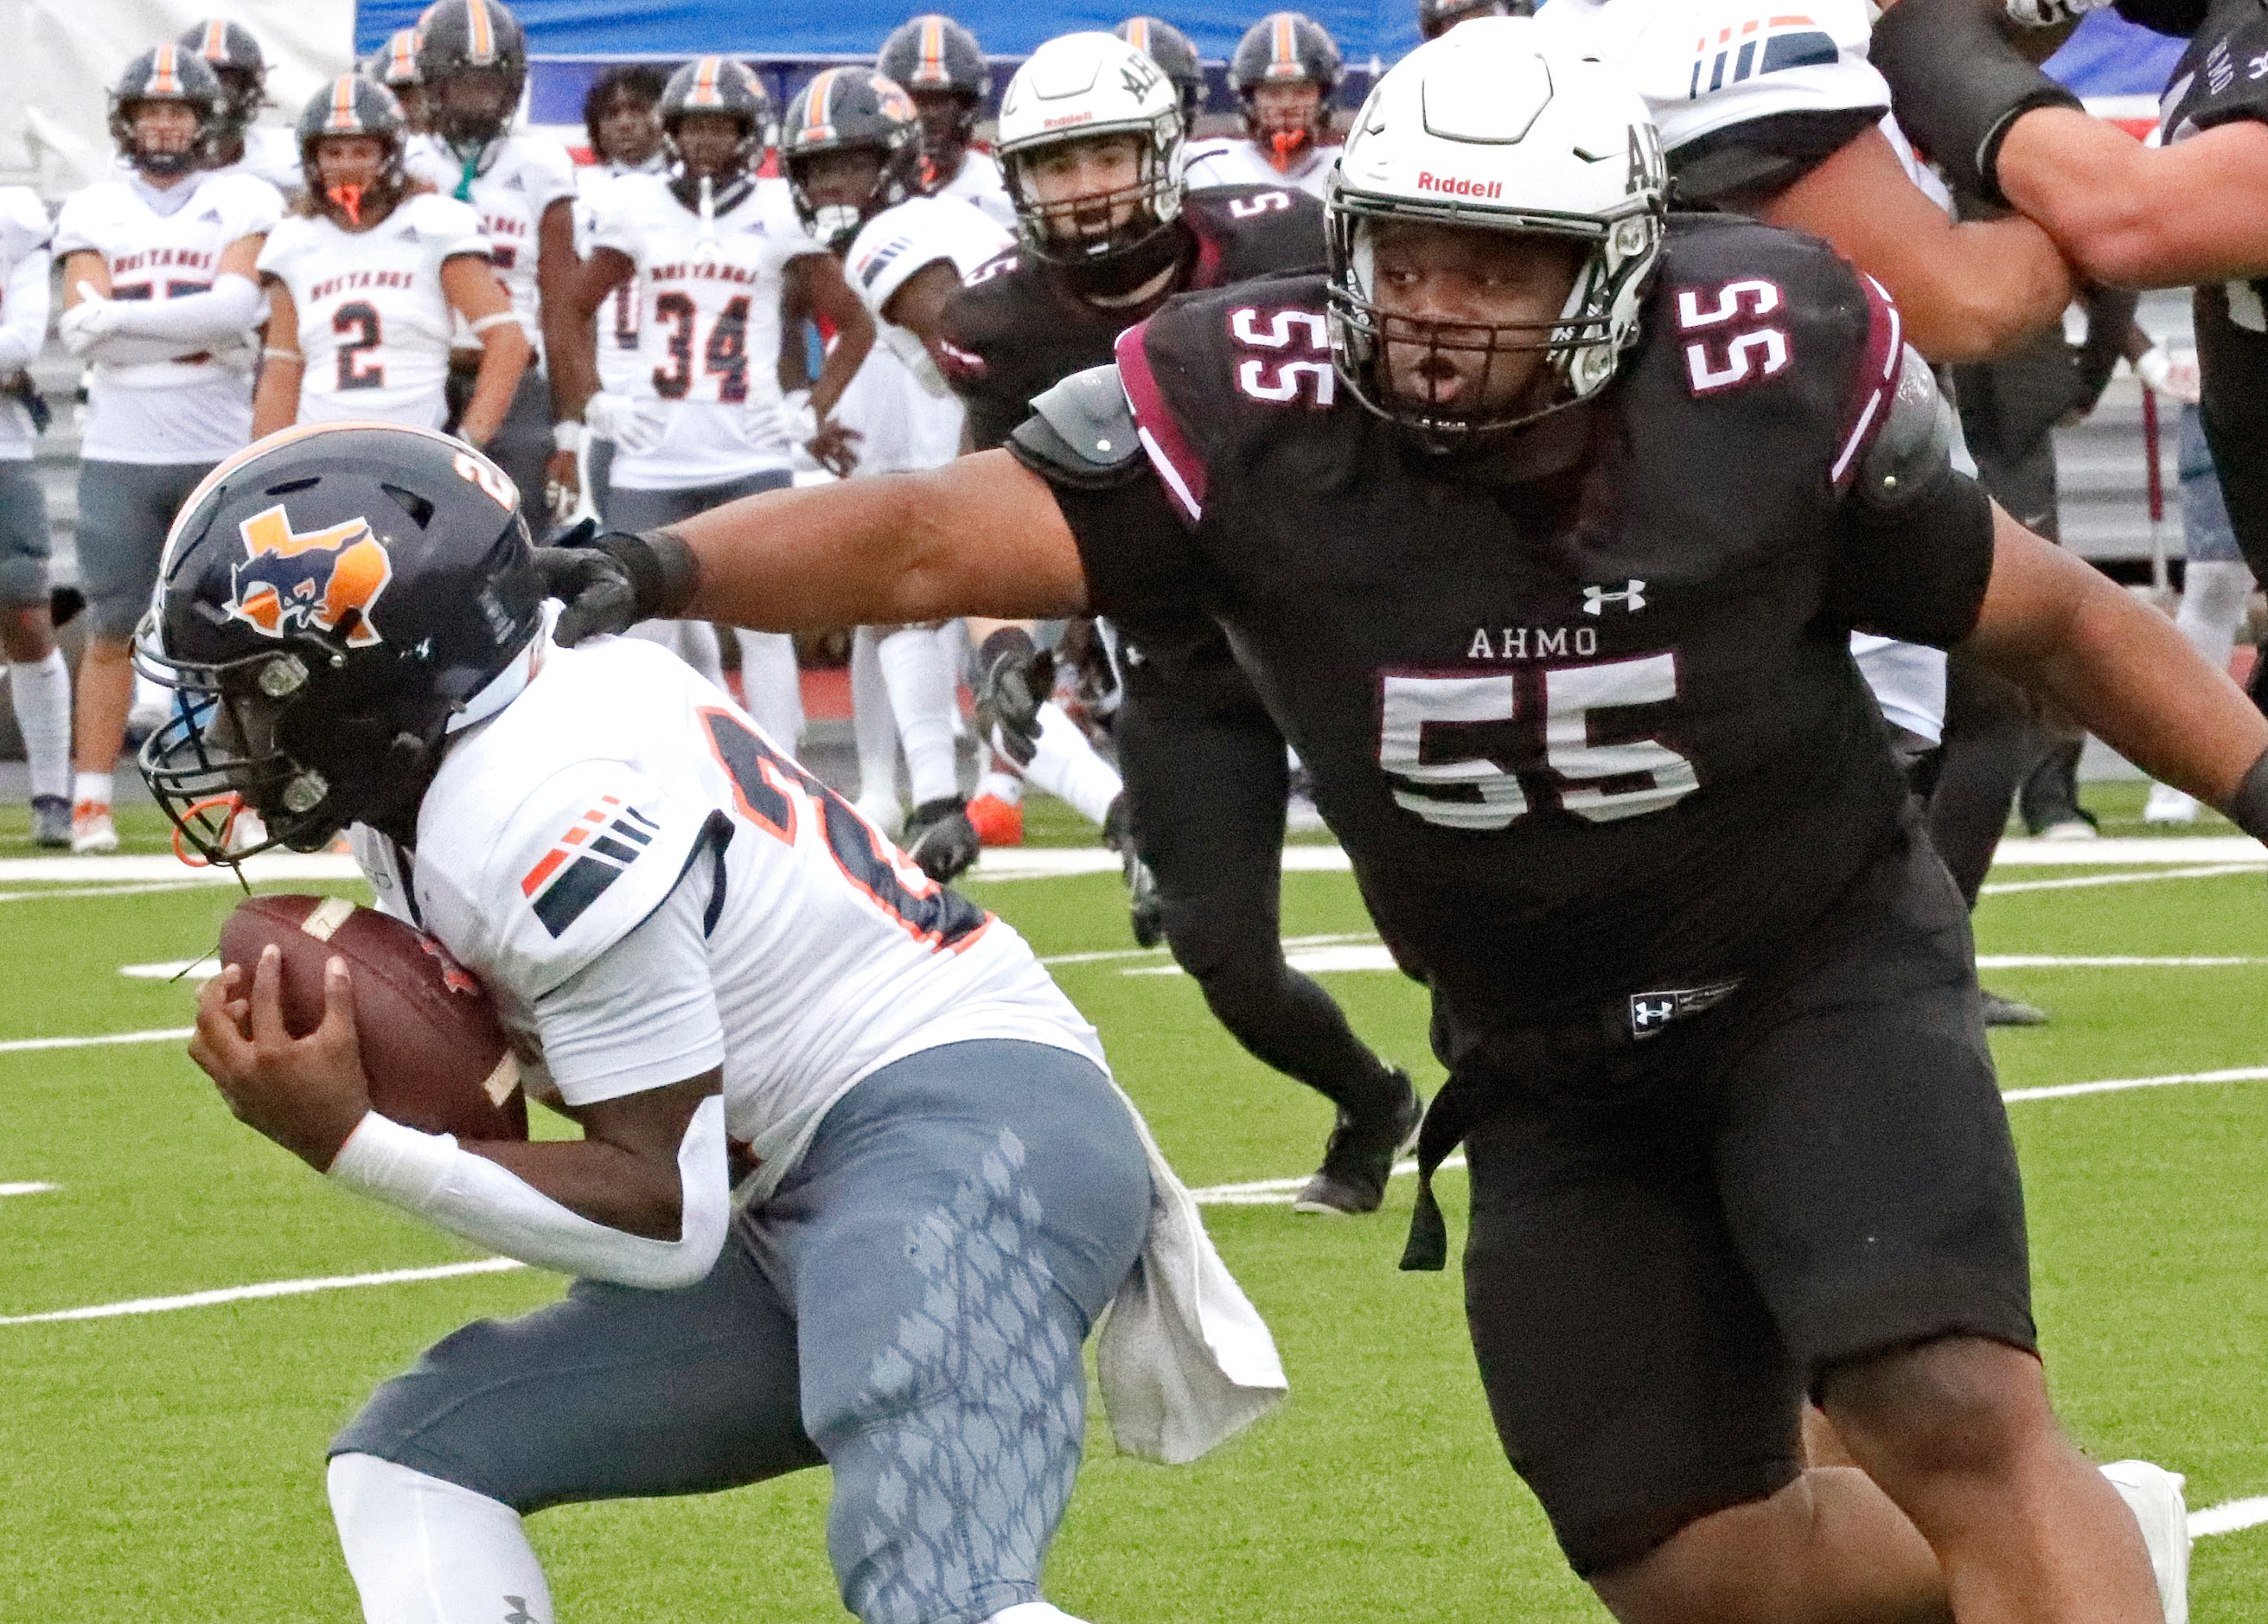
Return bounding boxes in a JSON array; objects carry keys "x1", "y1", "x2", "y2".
[
  {"x1": 933, "y1": 147, "x2": 1016, "y2": 230},
  {"x1": 574, "y1": 161, "x2": 664, "y2": 398},
  {"x1": 212, "y1": 125, "x2": 307, "y2": 195},
  {"x1": 845, "y1": 193, "x2": 1013, "y2": 400},
  {"x1": 0, "y1": 186, "x2": 52, "y2": 461},
  {"x1": 405, "y1": 132, "x2": 577, "y2": 351},
  {"x1": 52, "y1": 169, "x2": 282, "y2": 464},
  {"x1": 1183, "y1": 137, "x2": 1337, "y2": 199},
  {"x1": 833, "y1": 342, "x2": 966, "y2": 475},
  {"x1": 258, "y1": 194, "x2": 490, "y2": 432},
  {"x1": 588, "y1": 174, "x2": 819, "y2": 490},
  {"x1": 355, "y1": 633, "x2": 1102, "y2": 1198}
]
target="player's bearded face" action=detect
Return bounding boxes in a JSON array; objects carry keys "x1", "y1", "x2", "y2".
[
  {"x1": 674, "y1": 112, "x2": 744, "y2": 182},
  {"x1": 1020, "y1": 134, "x2": 1147, "y2": 246},
  {"x1": 316, "y1": 136, "x2": 388, "y2": 225},
  {"x1": 1368, "y1": 222, "x2": 1583, "y2": 419}
]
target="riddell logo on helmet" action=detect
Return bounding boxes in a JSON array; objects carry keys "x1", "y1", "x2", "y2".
[
  {"x1": 1043, "y1": 110, "x2": 1096, "y2": 129},
  {"x1": 1417, "y1": 171, "x2": 1504, "y2": 200},
  {"x1": 227, "y1": 505, "x2": 393, "y2": 648}
]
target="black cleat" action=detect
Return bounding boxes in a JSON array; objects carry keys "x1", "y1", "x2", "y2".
[
  {"x1": 29, "y1": 795, "x2": 70, "y2": 849},
  {"x1": 1981, "y1": 988, "x2": 2048, "y2": 1027},
  {"x1": 1102, "y1": 792, "x2": 1164, "y2": 947},
  {"x1": 1294, "y1": 1071, "x2": 1422, "y2": 1216},
  {"x1": 903, "y1": 796, "x2": 981, "y2": 885}
]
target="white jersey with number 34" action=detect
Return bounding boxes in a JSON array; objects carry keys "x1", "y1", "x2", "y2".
[{"x1": 257, "y1": 195, "x2": 490, "y2": 431}]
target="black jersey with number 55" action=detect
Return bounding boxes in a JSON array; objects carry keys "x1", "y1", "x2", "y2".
[{"x1": 1038, "y1": 214, "x2": 1997, "y2": 1057}]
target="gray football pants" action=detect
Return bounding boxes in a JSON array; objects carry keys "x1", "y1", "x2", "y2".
[{"x1": 332, "y1": 1039, "x2": 1151, "y2": 1624}]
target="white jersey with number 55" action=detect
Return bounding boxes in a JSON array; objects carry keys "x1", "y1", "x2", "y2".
[
  {"x1": 355, "y1": 630, "x2": 1102, "y2": 1198},
  {"x1": 257, "y1": 195, "x2": 490, "y2": 430}
]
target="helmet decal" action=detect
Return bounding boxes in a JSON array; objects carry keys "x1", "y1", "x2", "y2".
[
  {"x1": 465, "y1": 0, "x2": 497, "y2": 65},
  {"x1": 1124, "y1": 17, "x2": 1151, "y2": 50},
  {"x1": 201, "y1": 19, "x2": 229, "y2": 61},
  {"x1": 872, "y1": 75, "x2": 917, "y2": 123},
  {"x1": 917, "y1": 16, "x2": 949, "y2": 85},
  {"x1": 227, "y1": 507, "x2": 393, "y2": 648},
  {"x1": 327, "y1": 74, "x2": 361, "y2": 131},
  {"x1": 150, "y1": 44, "x2": 182, "y2": 98},
  {"x1": 1268, "y1": 14, "x2": 1301, "y2": 78},
  {"x1": 802, "y1": 68, "x2": 840, "y2": 142},
  {"x1": 387, "y1": 29, "x2": 418, "y2": 81}
]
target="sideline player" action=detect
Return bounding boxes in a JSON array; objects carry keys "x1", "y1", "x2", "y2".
[
  {"x1": 0, "y1": 183, "x2": 68, "y2": 847},
  {"x1": 945, "y1": 30, "x2": 1419, "y2": 1216},
  {"x1": 781, "y1": 68, "x2": 1006, "y2": 879},
  {"x1": 53, "y1": 45, "x2": 279, "y2": 854},
  {"x1": 1183, "y1": 12, "x2": 1341, "y2": 197},
  {"x1": 359, "y1": 29, "x2": 430, "y2": 135},
  {"x1": 407, "y1": 0, "x2": 578, "y2": 534},
  {"x1": 568, "y1": 64, "x2": 670, "y2": 520},
  {"x1": 878, "y1": 14, "x2": 1014, "y2": 227},
  {"x1": 1869, "y1": 0, "x2": 2268, "y2": 703},
  {"x1": 542, "y1": 22, "x2": 2225, "y2": 1621},
  {"x1": 1115, "y1": 17, "x2": 1207, "y2": 132},
  {"x1": 253, "y1": 77, "x2": 527, "y2": 442},
  {"x1": 556, "y1": 57, "x2": 872, "y2": 749},
  {"x1": 178, "y1": 19, "x2": 303, "y2": 192},
  {"x1": 146, "y1": 422, "x2": 1281, "y2": 1624}
]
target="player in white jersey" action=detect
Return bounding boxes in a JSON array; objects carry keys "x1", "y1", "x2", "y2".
[
  {"x1": 177, "y1": 19, "x2": 304, "y2": 194},
  {"x1": 53, "y1": 44, "x2": 280, "y2": 854},
  {"x1": 571, "y1": 66, "x2": 671, "y2": 519},
  {"x1": 778, "y1": 70, "x2": 1010, "y2": 878},
  {"x1": 1182, "y1": 12, "x2": 1342, "y2": 198},
  {"x1": 0, "y1": 186, "x2": 70, "y2": 847},
  {"x1": 405, "y1": 0, "x2": 579, "y2": 534},
  {"x1": 146, "y1": 423, "x2": 1281, "y2": 1624},
  {"x1": 255, "y1": 77, "x2": 528, "y2": 445},
  {"x1": 558, "y1": 58, "x2": 874, "y2": 748},
  {"x1": 878, "y1": 15, "x2": 1017, "y2": 229}
]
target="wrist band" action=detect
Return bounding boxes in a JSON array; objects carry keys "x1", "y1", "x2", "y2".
[
  {"x1": 469, "y1": 310, "x2": 521, "y2": 336},
  {"x1": 552, "y1": 419, "x2": 585, "y2": 454},
  {"x1": 2226, "y1": 747, "x2": 2268, "y2": 844},
  {"x1": 261, "y1": 347, "x2": 303, "y2": 364}
]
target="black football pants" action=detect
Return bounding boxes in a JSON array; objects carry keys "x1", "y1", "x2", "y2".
[{"x1": 1114, "y1": 674, "x2": 1401, "y2": 1119}]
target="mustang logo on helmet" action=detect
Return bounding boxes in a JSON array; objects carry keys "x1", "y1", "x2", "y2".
[{"x1": 227, "y1": 505, "x2": 393, "y2": 648}]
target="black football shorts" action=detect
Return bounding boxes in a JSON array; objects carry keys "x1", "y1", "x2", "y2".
[{"x1": 1458, "y1": 823, "x2": 2033, "y2": 1577}]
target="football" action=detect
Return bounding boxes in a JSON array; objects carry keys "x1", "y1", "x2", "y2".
[{"x1": 215, "y1": 894, "x2": 528, "y2": 1143}]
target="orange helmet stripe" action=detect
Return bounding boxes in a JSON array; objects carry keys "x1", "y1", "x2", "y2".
[
  {"x1": 1273, "y1": 14, "x2": 1298, "y2": 71},
  {"x1": 150, "y1": 43, "x2": 182, "y2": 96},
  {"x1": 388, "y1": 29, "x2": 418, "y2": 78},
  {"x1": 691, "y1": 54, "x2": 724, "y2": 105},
  {"x1": 329, "y1": 74, "x2": 361, "y2": 130},
  {"x1": 1126, "y1": 17, "x2": 1152, "y2": 50},
  {"x1": 917, "y1": 16, "x2": 946, "y2": 83},
  {"x1": 802, "y1": 67, "x2": 838, "y2": 139},
  {"x1": 465, "y1": 0, "x2": 495, "y2": 63},
  {"x1": 201, "y1": 19, "x2": 228, "y2": 61}
]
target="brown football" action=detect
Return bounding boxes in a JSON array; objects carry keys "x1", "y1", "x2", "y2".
[{"x1": 215, "y1": 893, "x2": 527, "y2": 1142}]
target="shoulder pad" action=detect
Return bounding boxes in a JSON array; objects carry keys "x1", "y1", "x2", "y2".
[
  {"x1": 1852, "y1": 345, "x2": 1956, "y2": 515},
  {"x1": 1008, "y1": 364, "x2": 1145, "y2": 489}
]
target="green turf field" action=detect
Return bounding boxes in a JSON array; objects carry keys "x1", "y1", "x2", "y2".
[{"x1": 4, "y1": 783, "x2": 2267, "y2": 1620}]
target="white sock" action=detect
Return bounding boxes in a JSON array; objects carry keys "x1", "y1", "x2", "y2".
[
  {"x1": 328, "y1": 1453, "x2": 555, "y2": 1624},
  {"x1": 851, "y1": 625, "x2": 900, "y2": 805},
  {"x1": 1025, "y1": 704, "x2": 1122, "y2": 827},
  {"x1": 976, "y1": 762, "x2": 1024, "y2": 804},
  {"x1": 985, "y1": 1604, "x2": 1089, "y2": 1624},
  {"x1": 878, "y1": 623, "x2": 961, "y2": 805},
  {"x1": 10, "y1": 651, "x2": 70, "y2": 802},
  {"x1": 73, "y1": 770, "x2": 113, "y2": 810},
  {"x1": 734, "y1": 629, "x2": 804, "y2": 751},
  {"x1": 938, "y1": 619, "x2": 971, "y2": 739},
  {"x1": 2175, "y1": 559, "x2": 2255, "y2": 676}
]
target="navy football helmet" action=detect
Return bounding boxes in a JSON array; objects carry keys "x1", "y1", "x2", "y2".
[{"x1": 137, "y1": 424, "x2": 545, "y2": 861}]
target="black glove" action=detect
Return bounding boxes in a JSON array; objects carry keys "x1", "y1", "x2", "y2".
[
  {"x1": 533, "y1": 521, "x2": 700, "y2": 647},
  {"x1": 1871, "y1": 0, "x2": 2083, "y2": 205},
  {"x1": 971, "y1": 625, "x2": 1054, "y2": 769}
]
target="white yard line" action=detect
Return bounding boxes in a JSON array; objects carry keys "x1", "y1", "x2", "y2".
[
  {"x1": 1980, "y1": 865, "x2": 2265, "y2": 896},
  {"x1": 0, "y1": 1182, "x2": 58, "y2": 1197},
  {"x1": 0, "y1": 1026, "x2": 194, "y2": 1056},
  {"x1": 0, "y1": 854, "x2": 360, "y2": 884},
  {"x1": 0, "y1": 1257, "x2": 527, "y2": 1327},
  {"x1": 2194, "y1": 1496, "x2": 2268, "y2": 1538},
  {"x1": 0, "y1": 881, "x2": 209, "y2": 905}
]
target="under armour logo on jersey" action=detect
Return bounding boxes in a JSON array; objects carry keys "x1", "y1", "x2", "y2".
[{"x1": 1582, "y1": 581, "x2": 1645, "y2": 616}]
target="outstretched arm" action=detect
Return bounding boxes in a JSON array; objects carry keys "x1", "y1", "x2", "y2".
[{"x1": 670, "y1": 448, "x2": 1093, "y2": 629}]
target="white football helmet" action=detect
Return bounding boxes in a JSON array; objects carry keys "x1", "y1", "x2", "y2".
[
  {"x1": 1326, "y1": 15, "x2": 1667, "y2": 438},
  {"x1": 994, "y1": 32, "x2": 1185, "y2": 289}
]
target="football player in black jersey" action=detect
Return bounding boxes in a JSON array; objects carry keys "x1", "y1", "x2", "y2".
[
  {"x1": 539, "y1": 22, "x2": 2235, "y2": 1619},
  {"x1": 943, "y1": 31, "x2": 1420, "y2": 1217},
  {"x1": 1872, "y1": 0, "x2": 2268, "y2": 702}
]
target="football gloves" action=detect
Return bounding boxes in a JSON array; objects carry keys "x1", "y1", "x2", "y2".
[
  {"x1": 2003, "y1": 0, "x2": 2105, "y2": 23},
  {"x1": 972, "y1": 624, "x2": 1053, "y2": 769},
  {"x1": 584, "y1": 391, "x2": 668, "y2": 454},
  {"x1": 533, "y1": 521, "x2": 700, "y2": 646}
]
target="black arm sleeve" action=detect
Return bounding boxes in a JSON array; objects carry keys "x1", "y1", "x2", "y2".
[
  {"x1": 1669, "y1": 107, "x2": 1888, "y2": 209},
  {"x1": 1825, "y1": 471, "x2": 1999, "y2": 648},
  {"x1": 1004, "y1": 438, "x2": 1209, "y2": 621}
]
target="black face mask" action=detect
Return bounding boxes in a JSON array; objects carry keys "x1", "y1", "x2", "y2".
[{"x1": 1054, "y1": 215, "x2": 1191, "y2": 300}]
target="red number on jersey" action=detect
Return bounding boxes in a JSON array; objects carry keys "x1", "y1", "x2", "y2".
[{"x1": 334, "y1": 300, "x2": 386, "y2": 392}]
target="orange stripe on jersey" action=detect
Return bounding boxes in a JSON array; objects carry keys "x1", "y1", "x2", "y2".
[
  {"x1": 329, "y1": 75, "x2": 360, "y2": 130},
  {"x1": 466, "y1": 0, "x2": 495, "y2": 63},
  {"x1": 520, "y1": 847, "x2": 569, "y2": 897},
  {"x1": 202, "y1": 20, "x2": 228, "y2": 61},
  {"x1": 1768, "y1": 14, "x2": 1818, "y2": 24}
]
